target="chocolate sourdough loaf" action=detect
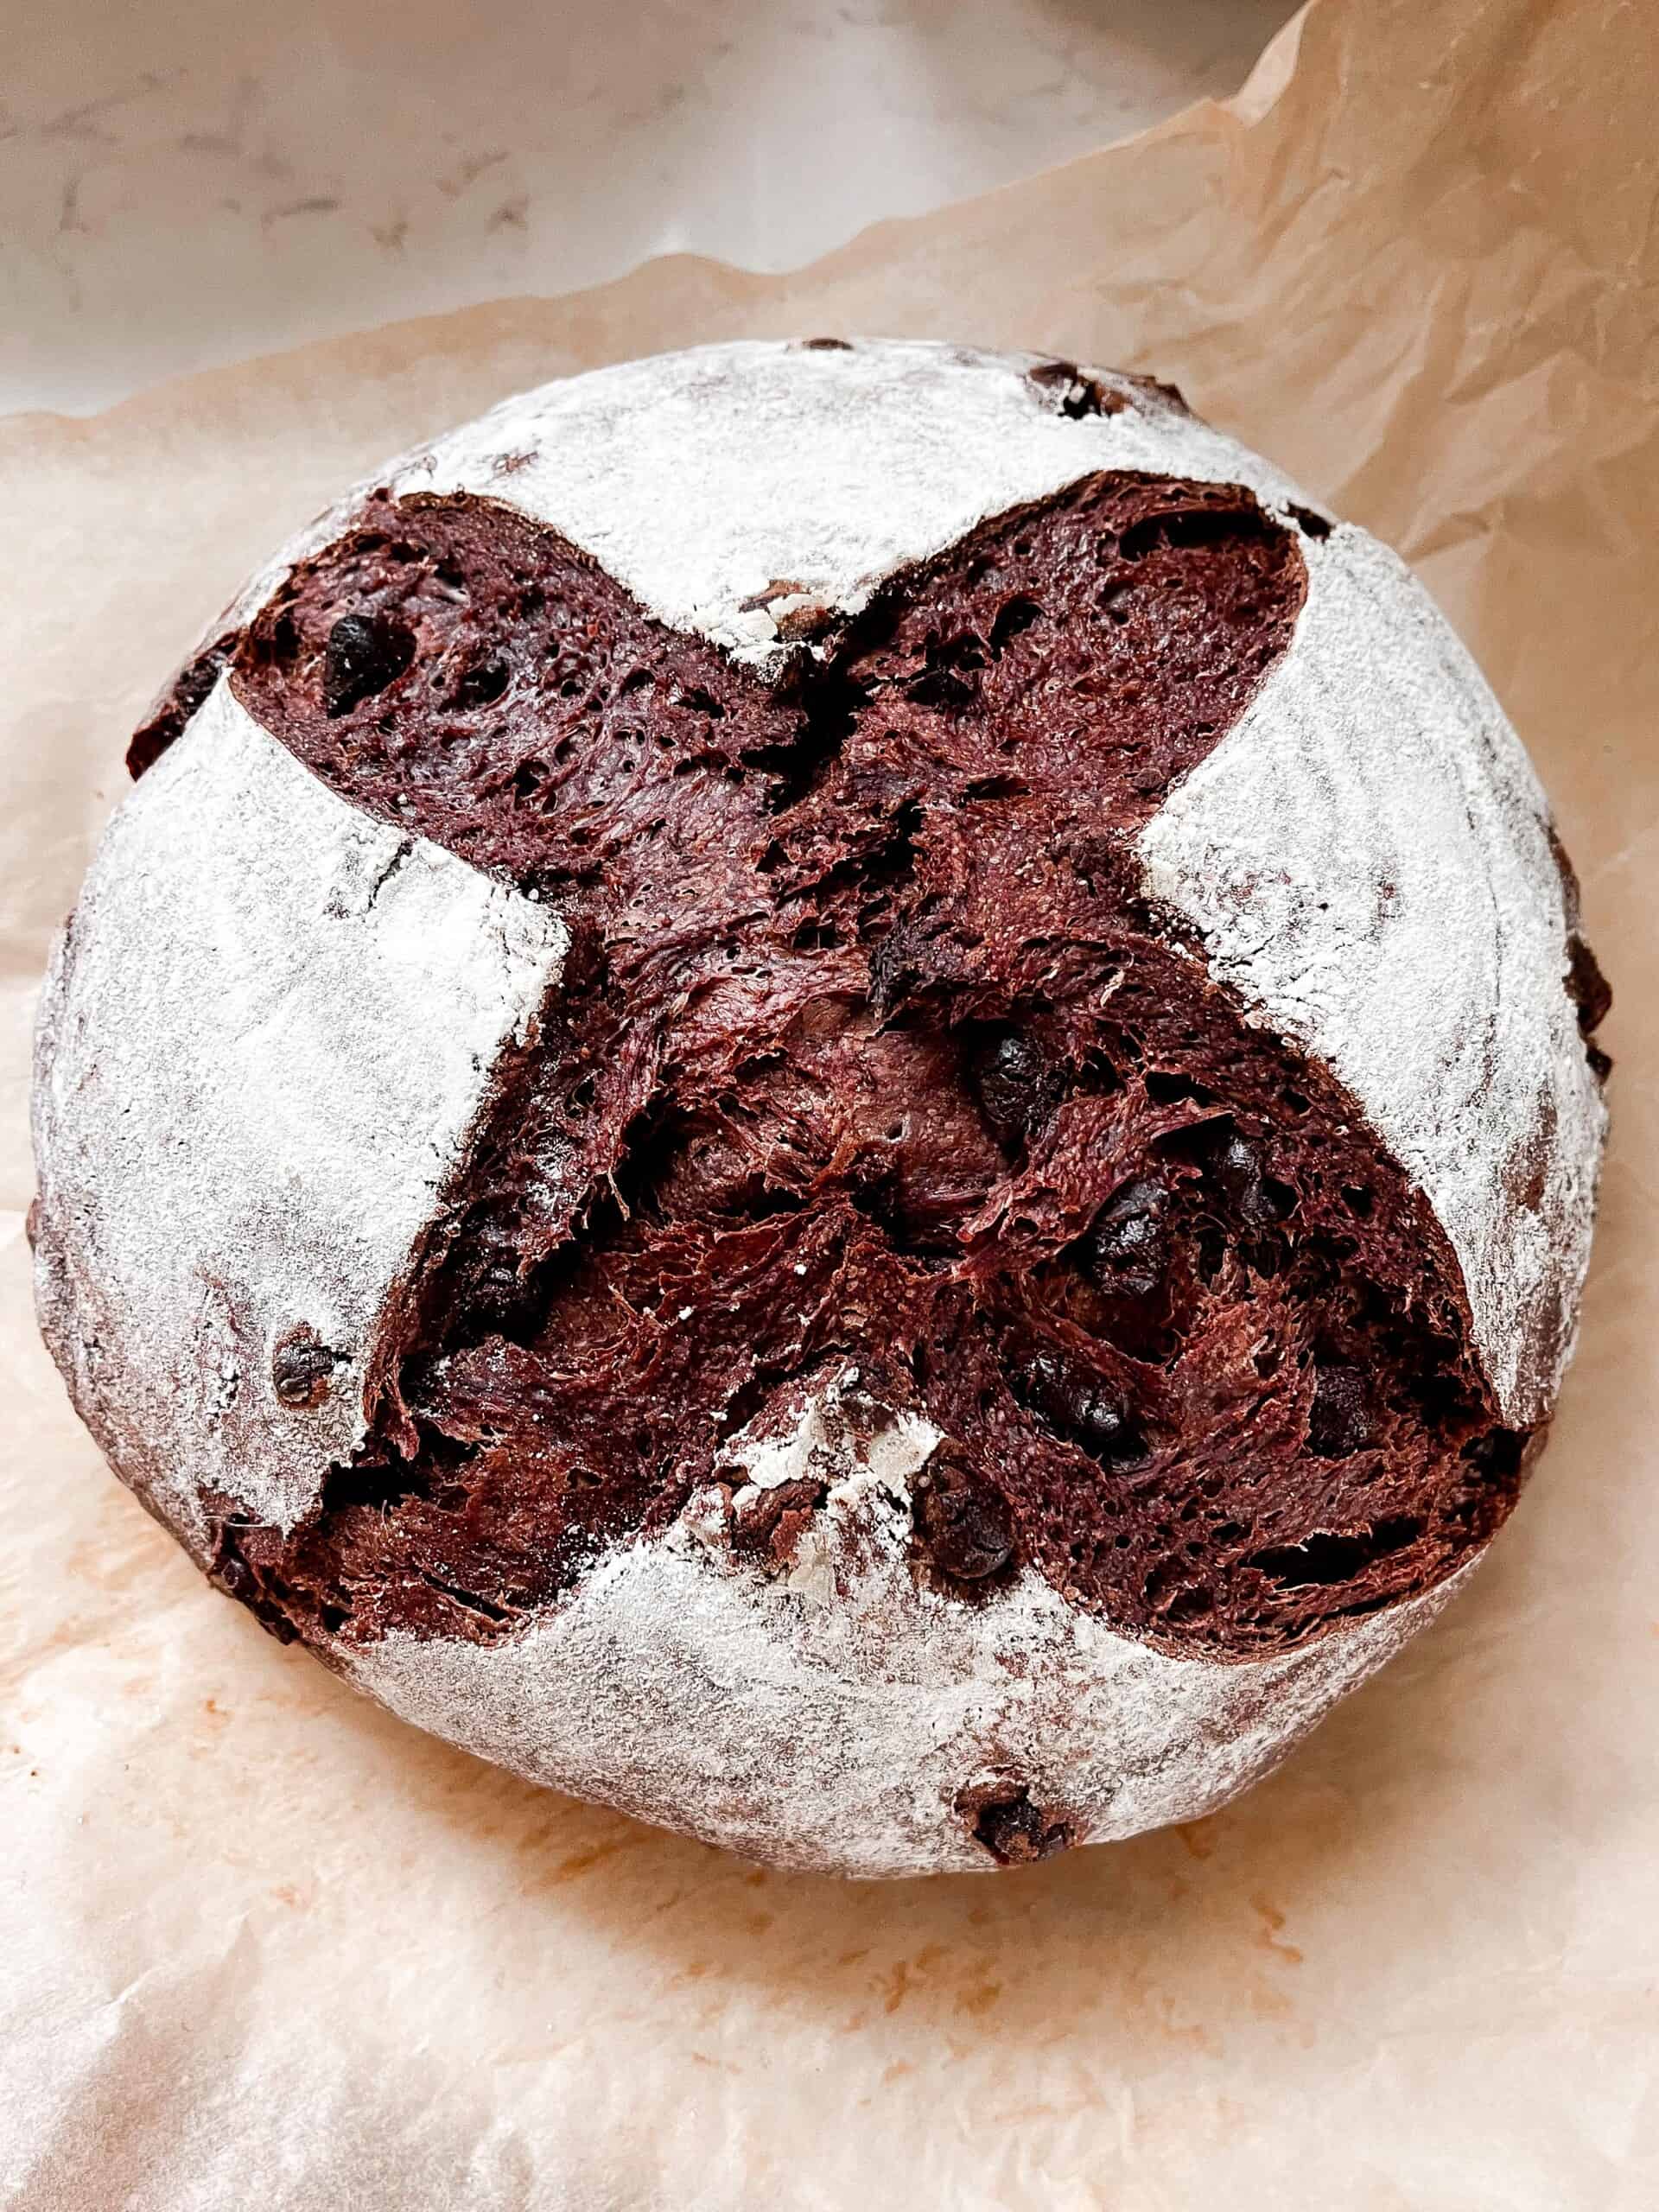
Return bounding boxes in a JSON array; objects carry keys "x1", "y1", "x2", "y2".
[{"x1": 31, "y1": 340, "x2": 1609, "y2": 1875}]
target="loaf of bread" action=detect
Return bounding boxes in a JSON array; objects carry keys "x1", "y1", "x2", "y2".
[{"x1": 31, "y1": 340, "x2": 1609, "y2": 1875}]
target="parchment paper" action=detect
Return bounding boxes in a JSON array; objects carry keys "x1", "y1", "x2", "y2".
[{"x1": 3, "y1": 1, "x2": 1656, "y2": 2203}]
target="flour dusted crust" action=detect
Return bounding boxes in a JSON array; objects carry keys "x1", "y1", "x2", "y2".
[
  {"x1": 33, "y1": 682, "x2": 569, "y2": 1541},
  {"x1": 385, "y1": 343, "x2": 1313, "y2": 674},
  {"x1": 352, "y1": 1367, "x2": 1466, "y2": 1877},
  {"x1": 33, "y1": 340, "x2": 1607, "y2": 1877}
]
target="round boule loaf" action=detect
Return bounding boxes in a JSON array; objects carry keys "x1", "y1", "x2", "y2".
[{"x1": 31, "y1": 338, "x2": 1610, "y2": 1877}]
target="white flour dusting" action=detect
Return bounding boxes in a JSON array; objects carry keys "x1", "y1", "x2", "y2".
[{"x1": 31, "y1": 682, "x2": 568, "y2": 1538}]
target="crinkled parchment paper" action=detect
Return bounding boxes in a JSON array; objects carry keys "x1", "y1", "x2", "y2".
[{"x1": 3, "y1": 1, "x2": 1656, "y2": 2203}]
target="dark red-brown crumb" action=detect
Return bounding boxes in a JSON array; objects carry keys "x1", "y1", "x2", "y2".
[{"x1": 148, "y1": 467, "x2": 1547, "y2": 1664}]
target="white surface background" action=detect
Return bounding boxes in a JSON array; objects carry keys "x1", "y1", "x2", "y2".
[{"x1": 2, "y1": 0, "x2": 1294, "y2": 416}]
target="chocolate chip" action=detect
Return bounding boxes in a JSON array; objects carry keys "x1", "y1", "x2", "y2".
[
  {"x1": 1023, "y1": 1354, "x2": 1147, "y2": 1466},
  {"x1": 1255, "y1": 1174, "x2": 1296, "y2": 1225},
  {"x1": 1206, "y1": 1128, "x2": 1293, "y2": 1229},
  {"x1": 1566, "y1": 934, "x2": 1612, "y2": 1038},
  {"x1": 207, "y1": 1535, "x2": 300, "y2": 1643},
  {"x1": 1025, "y1": 359, "x2": 1124, "y2": 420},
  {"x1": 1287, "y1": 502, "x2": 1334, "y2": 540},
  {"x1": 1212, "y1": 1130, "x2": 1262, "y2": 1206},
  {"x1": 208, "y1": 1549, "x2": 253, "y2": 1600},
  {"x1": 1307, "y1": 1363, "x2": 1373, "y2": 1459},
  {"x1": 912, "y1": 1462, "x2": 1014, "y2": 1580},
  {"x1": 961, "y1": 1783, "x2": 1075, "y2": 1865},
  {"x1": 1083, "y1": 1177, "x2": 1169, "y2": 1297},
  {"x1": 1460, "y1": 1426, "x2": 1525, "y2": 1482},
  {"x1": 970, "y1": 1030, "x2": 1059, "y2": 1147},
  {"x1": 271, "y1": 1326, "x2": 339, "y2": 1410},
  {"x1": 324, "y1": 613, "x2": 416, "y2": 716}
]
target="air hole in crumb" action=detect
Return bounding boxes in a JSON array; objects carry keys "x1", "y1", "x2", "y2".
[{"x1": 1249, "y1": 1517, "x2": 1422, "y2": 1587}]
